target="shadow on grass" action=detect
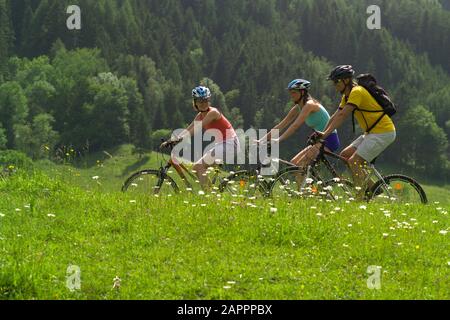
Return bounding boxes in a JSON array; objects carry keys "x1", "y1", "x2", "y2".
[
  {"x1": 70, "y1": 145, "x2": 149, "y2": 170},
  {"x1": 70, "y1": 145, "x2": 124, "y2": 169},
  {"x1": 121, "y1": 156, "x2": 151, "y2": 177}
]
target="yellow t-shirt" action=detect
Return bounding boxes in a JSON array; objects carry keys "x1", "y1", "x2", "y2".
[{"x1": 339, "y1": 86, "x2": 396, "y2": 134}]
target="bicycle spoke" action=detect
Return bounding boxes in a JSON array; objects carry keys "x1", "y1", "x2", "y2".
[
  {"x1": 123, "y1": 170, "x2": 178, "y2": 195},
  {"x1": 369, "y1": 175, "x2": 427, "y2": 204},
  {"x1": 322, "y1": 178, "x2": 355, "y2": 201},
  {"x1": 271, "y1": 168, "x2": 312, "y2": 199}
]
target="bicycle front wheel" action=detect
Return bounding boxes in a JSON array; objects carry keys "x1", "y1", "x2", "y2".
[
  {"x1": 368, "y1": 174, "x2": 428, "y2": 204},
  {"x1": 122, "y1": 169, "x2": 179, "y2": 195}
]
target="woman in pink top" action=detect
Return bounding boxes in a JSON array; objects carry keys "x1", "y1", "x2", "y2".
[{"x1": 161, "y1": 86, "x2": 240, "y2": 188}]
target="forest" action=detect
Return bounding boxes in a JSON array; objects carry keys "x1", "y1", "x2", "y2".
[{"x1": 0, "y1": 0, "x2": 448, "y2": 178}]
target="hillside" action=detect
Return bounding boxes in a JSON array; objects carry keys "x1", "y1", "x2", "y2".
[{"x1": 0, "y1": 0, "x2": 448, "y2": 180}]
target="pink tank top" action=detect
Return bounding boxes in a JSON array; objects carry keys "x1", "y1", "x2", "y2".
[{"x1": 198, "y1": 108, "x2": 236, "y2": 142}]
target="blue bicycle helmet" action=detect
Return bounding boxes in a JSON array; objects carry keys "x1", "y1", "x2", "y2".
[
  {"x1": 287, "y1": 79, "x2": 311, "y2": 91},
  {"x1": 192, "y1": 86, "x2": 211, "y2": 100}
]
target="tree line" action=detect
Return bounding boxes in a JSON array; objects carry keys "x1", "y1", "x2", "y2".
[{"x1": 0, "y1": 0, "x2": 448, "y2": 178}]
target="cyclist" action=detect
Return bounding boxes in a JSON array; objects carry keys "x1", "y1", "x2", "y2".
[
  {"x1": 161, "y1": 86, "x2": 240, "y2": 188},
  {"x1": 317, "y1": 65, "x2": 396, "y2": 190},
  {"x1": 257, "y1": 79, "x2": 340, "y2": 184}
]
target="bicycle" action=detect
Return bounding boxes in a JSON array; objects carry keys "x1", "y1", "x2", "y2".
[
  {"x1": 220, "y1": 134, "x2": 428, "y2": 204},
  {"x1": 121, "y1": 140, "x2": 233, "y2": 195},
  {"x1": 217, "y1": 144, "x2": 298, "y2": 197},
  {"x1": 218, "y1": 136, "x2": 353, "y2": 200},
  {"x1": 271, "y1": 134, "x2": 428, "y2": 203}
]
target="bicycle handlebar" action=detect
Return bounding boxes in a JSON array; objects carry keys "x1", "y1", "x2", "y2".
[
  {"x1": 307, "y1": 131, "x2": 326, "y2": 147},
  {"x1": 160, "y1": 138, "x2": 181, "y2": 151}
]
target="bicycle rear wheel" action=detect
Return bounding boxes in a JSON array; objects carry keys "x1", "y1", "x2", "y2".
[
  {"x1": 322, "y1": 178, "x2": 354, "y2": 201},
  {"x1": 367, "y1": 174, "x2": 428, "y2": 204},
  {"x1": 269, "y1": 167, "x2": 313, "y2": 199},
  {"x1": 122, "y1": 169, "x2": 179, "y2": 195}
]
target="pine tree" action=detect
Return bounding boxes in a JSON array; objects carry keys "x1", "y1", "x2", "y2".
[{"x1": 0, "y1": 0, "x2": 14, "y2": 74}]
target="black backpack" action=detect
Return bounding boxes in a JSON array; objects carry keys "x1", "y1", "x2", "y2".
[{"x1": 350, "y1": 73, "x2": 397, "y2": 133}]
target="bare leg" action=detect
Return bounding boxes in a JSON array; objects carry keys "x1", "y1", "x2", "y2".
[
  {"x1": 340, "y1": 145, "x2": 357, "y2": 161},
  {"x1": 291, "y1": 147, "x2": 310, "y2": 165},
  {"x1": 291, "y1": 145, "x2": 321, "y2": 187},
  {"x1": 340, "y1": 145, "x2": 375, "y2": 198},
  {"x1": 193, "y1": 162, "x2": 210, "y2": 190},
  {"x1": 347, "y1": 153, "x2": 371, "y2": 197}
]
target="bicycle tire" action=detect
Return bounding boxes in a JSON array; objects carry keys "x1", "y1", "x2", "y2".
[
  {"x1": 323, "y1": 178, "x2": 354, "y2": 201},
  {"x1": 122, "y1": 169, "x2": 180, "y2": 195},
  {"x1": 368, "y1": 174, "x2": 428, "y2": 204},
  {"x1": 269, "y1": 166, "x2": 310, "y2": 199}
]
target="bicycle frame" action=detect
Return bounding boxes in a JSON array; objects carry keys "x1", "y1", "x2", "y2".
[
  {"x1": 311, "y1": 148, "x2": 346, "y2": 180},
  {"x1": 160, "y1": 149, "x2": 223, "y2": 190},
  {"x1": 245, "y1": 146, "x2": 341, "y2": 188},
  {"x1": 317, "y1": 147, "x2": 393, "y2": 197}
]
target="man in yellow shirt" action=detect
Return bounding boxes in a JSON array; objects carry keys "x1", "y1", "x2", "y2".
[{"x1": 318, "y1": 65, "x2": 396, "y2": 188}]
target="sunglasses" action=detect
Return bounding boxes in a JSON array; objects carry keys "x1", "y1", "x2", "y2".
[
  {"x1": 194, "y1": 98, "x2": 209, "y2": 102},
  {"x1": 333, "y1": 79, "x2": 342, "y2": 84}
]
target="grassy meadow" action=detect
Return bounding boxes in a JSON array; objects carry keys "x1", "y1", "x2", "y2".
[{"x1": 0, "y1": 145, "x2": 448, "y2": 299}]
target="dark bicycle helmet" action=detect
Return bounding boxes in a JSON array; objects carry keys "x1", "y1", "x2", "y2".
[{"x1": 327, "y1": 65, "x2": 355, "y2": 81}]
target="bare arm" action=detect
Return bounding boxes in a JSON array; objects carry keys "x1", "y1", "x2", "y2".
[
  {"x1": 323, "y1": 108, "x2": 340, "y2": 132},
  {"x1": 260, "y1": 105, "x2": 299, "y2": 142},
  {"x1": 278, "y1": 103, "x2": 315, "y2": 142},
  {"x1": 176, "y1": 109, "x2": 221, "y2": 139},
  {"x1": 171, "y1": 113, "x2": 202, "y2": 141},
  {"x1": 322, "y1": 104, "x2": 355, "y2": 138}
]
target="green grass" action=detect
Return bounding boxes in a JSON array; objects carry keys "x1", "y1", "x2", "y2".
[
  {"x1": 34, "y1": 144, "x2": 450, "y2": 203},
  {"x1": 422, "y1": 184, "x2": 450, "y2": 205},
  {"x1": 0, "y1": 146, "x2": 448, "y2": 300},
  {"x1": 34, "y1": 144, "x2": 158, "y2": 192}
]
